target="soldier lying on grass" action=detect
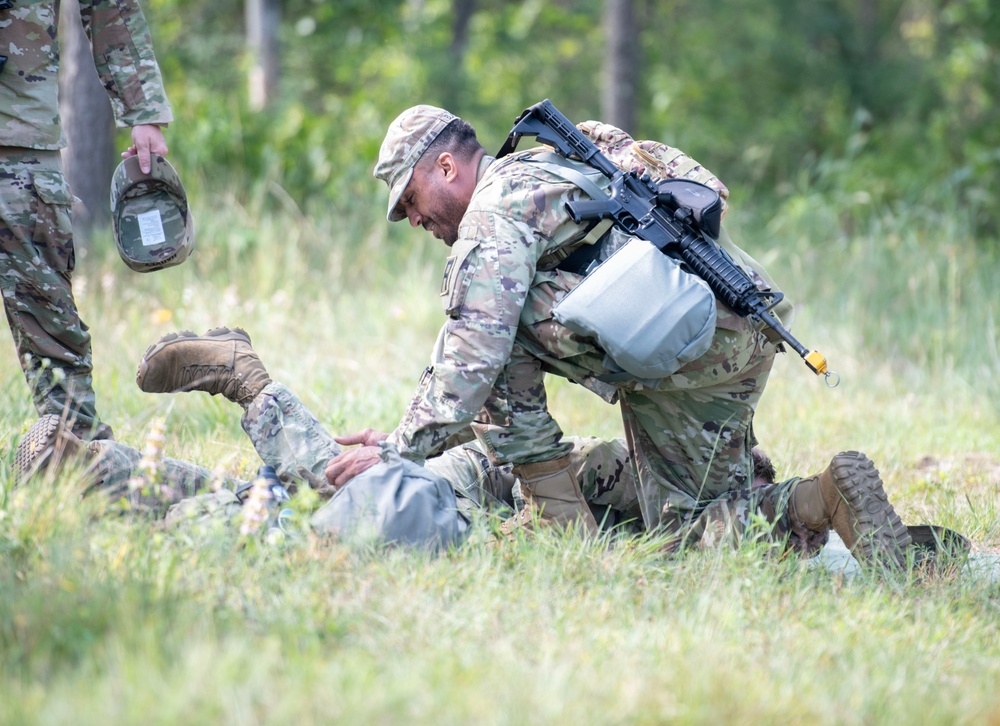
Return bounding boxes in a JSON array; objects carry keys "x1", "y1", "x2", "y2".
[{"x1": 16, "y1": 327, "x2": 925, "y2": 564}]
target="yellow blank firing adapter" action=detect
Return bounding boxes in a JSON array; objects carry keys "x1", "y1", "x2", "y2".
[{"x1": 804, "y1": 350, "x2": 839, "y2": 387}]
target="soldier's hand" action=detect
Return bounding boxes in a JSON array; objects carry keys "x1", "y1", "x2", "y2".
[
  {"x1": 123, "y1": 124, "x2": 169, "y2": 174},
  {"x1": 324, "y1": 446, "x2": 382, "y2": 489},
  {"x1": 334, "y1": 429, "x2": 389, "y2": 448}
]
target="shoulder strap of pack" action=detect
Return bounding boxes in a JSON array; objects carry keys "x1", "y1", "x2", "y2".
[
  {"x1": 517, "y1": 150, "x2": 615, "y2": 269},
  {"x1": 518, "y1": 149, "x2": 609, "y2": 201}
]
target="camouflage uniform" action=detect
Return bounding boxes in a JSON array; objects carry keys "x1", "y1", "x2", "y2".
[
  {"x1": 81, "y1": 383, "x2": 341, "y2": 509},
  {"x1": 1, "y1": 0, "x2": 173, "y2": 438},
  {"x1": 84, "y1": 382, "x2": 643, "y2": 528},
  {"x1": 379, "y1": 109, "x2": 824, "y2": 552}
]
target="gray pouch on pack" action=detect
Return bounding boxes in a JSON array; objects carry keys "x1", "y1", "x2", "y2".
[
  {"x1": 310, "y1": 442, "x2": 469, "y2": 551},
  {"x1": 552, "y1": 235, "x2": 717, "y2": 378}
]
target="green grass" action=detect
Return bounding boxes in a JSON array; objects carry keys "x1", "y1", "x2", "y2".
[{"x1": 1, "y1": 193, "x2": 999, "y2": 724}]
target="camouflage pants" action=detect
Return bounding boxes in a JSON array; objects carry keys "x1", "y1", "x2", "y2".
[
  {"x1": 89, "y1": 382, "x2": 644, "y2": 523},
  {"x1": 0, "y1": 148, "x2": 109, "y2": 438},
  {"x1": 479, "y1": 273, "x2": 810, "y2": 539},
  {"x1": 87, "y1": 382, "x2": 341, "y2": 508},
  {"x1": 90, "y1": 382, "x2": 823, "y2": 551},
  {"x1": 87, "y1": 435, "x2": 240, "y2": 511},
  {"x1": 616, "y1": 314, "x2": 776, "y2": 530},
  {"x1": 424, "y1": 433, "x2": 643, "y2": 525},
  {"x1": 662, "y1": 478, "x2": 829, "y2": 555}
]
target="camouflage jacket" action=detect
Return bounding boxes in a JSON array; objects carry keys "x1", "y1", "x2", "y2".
[
  {"x1": 388, "y1": 151, "x2": 609, "y2": 460},
  {"x1": 388, "y1": 141, "x2": 789, "y2": 462},
  {"x1": 1, "y1": 0, "x2": 173, "y2": 150}
]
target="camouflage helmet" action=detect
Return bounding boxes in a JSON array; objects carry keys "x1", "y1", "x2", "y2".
[{"x1": 110, "y1": 155, "x2": 194, "y2": 273}]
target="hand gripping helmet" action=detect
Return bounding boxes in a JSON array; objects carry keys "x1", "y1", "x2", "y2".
[{"x1": 110, "y1": 155, "x2": 194, "y2": 272}]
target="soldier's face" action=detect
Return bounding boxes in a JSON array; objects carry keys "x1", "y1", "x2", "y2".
[{"x1": 398, "y1": 154, "x2": 471, "y2": 247}]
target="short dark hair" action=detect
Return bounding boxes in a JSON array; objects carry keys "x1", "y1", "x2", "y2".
[{"x1": 418, "y1": 118, "x2": 483, "y2": 168}]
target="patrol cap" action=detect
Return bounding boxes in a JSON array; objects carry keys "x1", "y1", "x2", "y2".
[
  {"x1": 110, "y1": 155, "x2": 194, "y2": 273},
  {"x1": 374, "y1": 105, "x2": 457, "y2": 222}
]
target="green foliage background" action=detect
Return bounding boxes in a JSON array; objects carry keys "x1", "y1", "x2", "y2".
[
  {"x1": 119, "y1": 0, "x2": 1000, "y2": 408},
  {"x1": 145, "y1": 0, "x2": 1000, "y2": 234},
  {"x1": 2, "y1": 3, "x2": 1000, "y2": 722}
]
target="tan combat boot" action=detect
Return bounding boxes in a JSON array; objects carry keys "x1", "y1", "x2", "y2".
[
  {"x1": 500, "y1": 455, "x2": 599, "y2": 538},
  {"x1": 136, "y1": 327, "x2": 271, "y2": 407},
  {"x1": 15, "y1": 414, "x2": 89, "y2": 484},
  {"x1": 790, "y1": 451, "x2": 912, "y2": 567}
]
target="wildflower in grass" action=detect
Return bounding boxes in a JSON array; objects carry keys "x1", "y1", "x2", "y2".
[
  {"x1": 209, "y1": 469, "x2": 226, "y2": 493},
  {"x1": 128, "y1": 417, "x2": 166, "y2": 500},
  {"x1": 240, "y1": 474, "x2": 272, "y2": 536}
]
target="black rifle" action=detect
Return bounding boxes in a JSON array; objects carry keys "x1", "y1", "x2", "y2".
[{"x1": 497, "y1": 99, "x2": 836, "y2": 383}]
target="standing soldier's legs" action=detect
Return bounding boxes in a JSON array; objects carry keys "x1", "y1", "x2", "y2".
[
  {"x1": 0, "y1": 150, "x2": 111, "y2": 440},
  {"x1": 15, "y1": 413, "x2": 238, "y2": 510}
]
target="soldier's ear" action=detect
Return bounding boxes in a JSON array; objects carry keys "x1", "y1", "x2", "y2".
[{"x1": 436, "y1": 152, "x2": 459, "y2": 181}]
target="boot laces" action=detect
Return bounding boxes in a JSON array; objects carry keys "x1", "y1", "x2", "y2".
[{"x1": 179, "y1": 363, "x2": 252, "y2": 402}]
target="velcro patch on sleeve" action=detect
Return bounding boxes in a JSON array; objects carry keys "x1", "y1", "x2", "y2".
[
  {"x1": 440, "y1": 255, "x2": 457, "y2": 297},
  {"x1": 440, "y1": 238, "x2": 480, "y2": 317}
]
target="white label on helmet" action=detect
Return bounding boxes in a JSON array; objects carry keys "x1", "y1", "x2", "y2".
[{"x1": 137, "y1": 209, "x2": 167, "y2": 246}]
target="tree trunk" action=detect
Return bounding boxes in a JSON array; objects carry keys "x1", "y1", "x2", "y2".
[
  {"x1": 438, "y1": 0, "x2": 475, "y2": 110},
  {"x1": 246, "y1": 0, "x2": 281, "y2": 110},
  {"x1": 58, "y1": 0, "x2": 115, "y2": 242},
  {"x1": 451, "y1": 0, "x2": 475, "y2": 63},
  {"x1": 602, "y1": 0, "x2": 638, "y2": 133}
]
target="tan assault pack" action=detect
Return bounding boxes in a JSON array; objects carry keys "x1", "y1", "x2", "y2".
[{"x1": 576, "y1": 120, "x2": 730, "y2": 219}]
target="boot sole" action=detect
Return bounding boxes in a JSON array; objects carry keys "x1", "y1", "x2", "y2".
[
  {"x1": 14, "y1": 414, "x2": 85, "y2": 484},
  {"x1": 830, "y1": 451, "x2": 912, "y2": 568},
  {"x1": 136, "y1": 326, "x2": 252, "y2": 392}
]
